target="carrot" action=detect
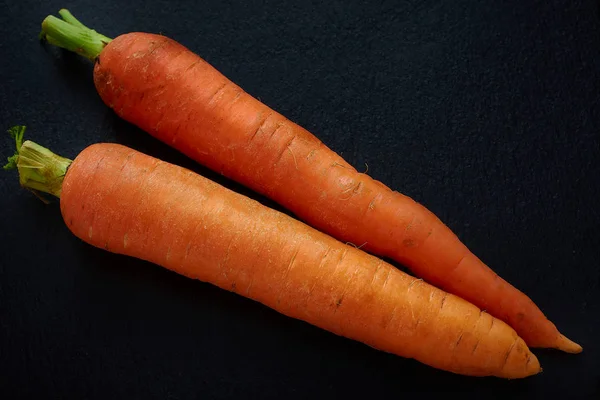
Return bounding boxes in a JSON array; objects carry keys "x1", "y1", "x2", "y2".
[
  {"x1": 39, "y1": 9, "x2": 581, "y2": 353},
  {"x1": 4, "y1": 125, "x2": 541, "y2": 378}
]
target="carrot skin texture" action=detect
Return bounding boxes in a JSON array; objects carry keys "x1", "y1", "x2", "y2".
[
  {"x1": 91, "y1": 33, "x2": 579, "y2": 353},
  {"x1": 60, "y1": 143, "x2": 540, "y2": 378}
]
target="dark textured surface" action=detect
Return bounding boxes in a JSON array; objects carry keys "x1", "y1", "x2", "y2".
[{"x1": 1, "y1": 0, "x2": 599, "y2": 398}]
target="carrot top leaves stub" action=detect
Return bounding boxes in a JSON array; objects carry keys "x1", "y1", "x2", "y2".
[
  {"x1": 3, "y1": 125, "x2": 26, "y2": 170},
  {"x1": 40, "y1": 9, "x2": 112, "y2": 60},
  {"x1": 3, "y1": 126, "x2": 73, "y2": 198}
]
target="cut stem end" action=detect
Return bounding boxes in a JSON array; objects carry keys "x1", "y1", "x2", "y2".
[
  {"x1": 3, "y1": 126, "x2": 72, "y2": 198},
  {"x1": 40, "y1": 9, "x2": 112, "y2": 60}
]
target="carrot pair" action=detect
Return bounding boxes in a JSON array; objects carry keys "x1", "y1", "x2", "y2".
[
  {"x1": 39, "y1": 9, "x2": 581, "y2": 354},
  {"x1": 8, "y1": 7, "x2": 580, "y2": 376},
  {"x1": 5, "y1": 126, "x2": 541, "y2": 378}
]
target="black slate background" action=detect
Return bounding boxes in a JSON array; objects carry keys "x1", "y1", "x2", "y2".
[{"x1": 1, "y1": 0, "x2": 599, "y2": 398}]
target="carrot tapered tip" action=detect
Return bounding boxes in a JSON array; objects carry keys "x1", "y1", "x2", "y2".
[
  {"x1": 525, "y1": 353, "x2": 542, "y2": 378},
  {"x1": 555, "y1": 334, "x2": 582, "y2": 354},
  {"x1": 500, "y1": 338, "x2": 542, "y2": 379}
]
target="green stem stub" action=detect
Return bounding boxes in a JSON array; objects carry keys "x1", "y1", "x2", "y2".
[
  {"x1": 41, "y1": 9, "x2": 113, "y2": 60},
  {"x1": 3, "y1": 126, "x2": 73, "y2": 198}
]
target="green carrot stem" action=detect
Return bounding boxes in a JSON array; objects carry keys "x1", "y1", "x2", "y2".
[
  {"x1": 3, "y1": 126, "x2": 72, "y2": 198},
  {"x1": 40, "y1": 9, "x2": 112, "y2": 60},
  {"x1": 57, "y1": 9, "x2": 89, "y2": 29}
]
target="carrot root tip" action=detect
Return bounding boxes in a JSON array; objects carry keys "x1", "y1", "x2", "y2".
[{"x1": 555, "y1": 334, "x2": 582, "y2": 354}]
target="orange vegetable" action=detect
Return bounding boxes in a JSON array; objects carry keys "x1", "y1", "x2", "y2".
[
  {"x1": 39, "y1": 9, "x2": 580, "y2": 353},
  {"x1": 4, "y1": 127, "x2": 541, "y2": 378}
]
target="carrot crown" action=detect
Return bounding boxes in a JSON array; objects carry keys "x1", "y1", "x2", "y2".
[
  {"x1": 3, "y1": 126, "x2": 73, "y2": 199},
  {"x1": 40, "y1": 9, "x2": 112, "y2": 60}
]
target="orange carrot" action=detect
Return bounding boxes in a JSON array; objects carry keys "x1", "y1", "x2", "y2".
[
  {"x1": 39, "y1": 9, "x2": 581, "y2": 353},
  {"x1": 4, "y1": 126, "x2": 541, "y2": 378}
]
